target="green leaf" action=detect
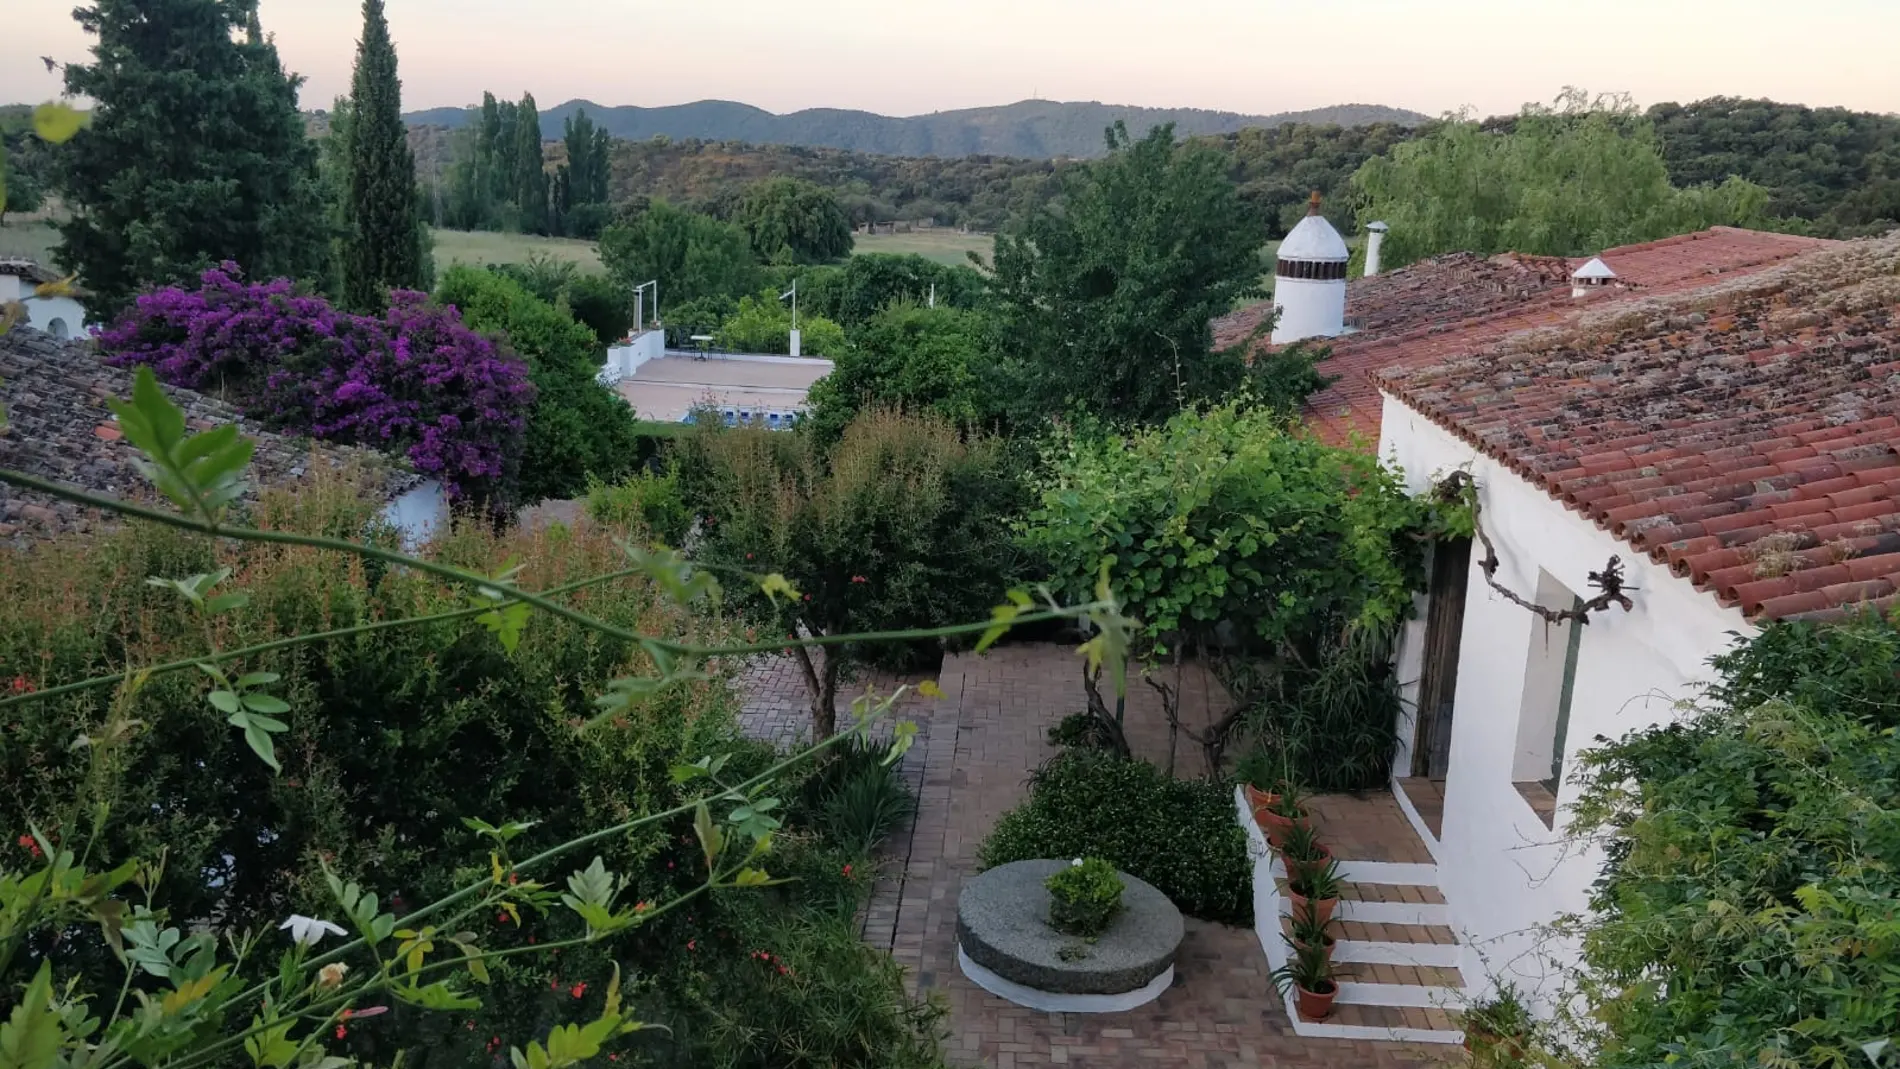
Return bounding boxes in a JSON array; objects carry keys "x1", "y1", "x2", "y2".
[
  {"x1": 242, "y1": 724, "x2": 282, "y2": 773},
  {"x1": 32, "y1": 102, "x2": 85, "y2": 143},
  {"x1": 475, "y1": 600, "x2": 531, "y2": 654},
  {"x1": 692, "y1": 801, "x2": 723, "y2": 871},
  {"x1": 205, "y1": 591, "x2": 250, "y2": 615},
  {"x1": 732, "y1": 868, "x2": 771, "y2": 887},
  {"x1": 234, "y1": 672, "x2": 281, "y2": 688},
  {"x1": 0, "y1": 961, "x2": 64, "y2": 1069},
  {"x1": 207, "y1": 690, "x2": 242, "y2": 714},
  {"x1": 759, "y1": 572, "x2": 800, "y2": 605},
  {"x1": 240, "y1": 693, "x2": 290, "y2": 715}
]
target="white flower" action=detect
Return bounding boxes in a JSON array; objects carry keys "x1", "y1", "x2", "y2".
[
  {"x1": 279, "y1": 915, "x2": 347, "y2": 948},
  {"x1": 1071, "y1": 858, "x2": 1083, "y2": 867}
]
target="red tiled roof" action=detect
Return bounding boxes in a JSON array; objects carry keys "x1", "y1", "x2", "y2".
[
  {"x1": 1377, "y1": 233, "x2": 1900, "y2": 623},
  {"x1": 1211, "y1": 227, "x2": 1835, "y2": 446}
]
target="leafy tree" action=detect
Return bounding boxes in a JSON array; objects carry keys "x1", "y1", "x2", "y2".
[
  {"x1": 805, "y1": 303, "x2": 998, "y2": 445},
  {"x1": 1648, "y1": 96, "x2": 1900, "y2": 236},
  {"x1": 675, "y1": 408, "x2": 1026, "y2": 735},
  {"x1": 1351, "y1": 96, "x2": 1771, "y2": 269},
  {"x1": 799, "y1": 252, "x2": 988, "y2": 329},
  {"x1": 990, "y1": 122, "x2": 1263, "y2": 425},
  {"x1": 714, "y1": 287, "x2": 846, "y2": 356},
  {"x1": 512, "y1": 92, "x2": 550, "y2": 235},
  {"x1": 0, "y1": 150, "x2": 43, "y2": 226},
  {"x1": 435, "y1": 265, "x2": 640, "y2": 502},
  {"x1": 55, "y1": 0, "x2": 332, "y2": 316},
  {"x1": 554, "y1": 106, "x2": 613, "y2": 237},
  {"x1": 735, "y1": 177, "x2": 854, "y2": 264},
  {"x1": 341, "y1": 0, "x2": 425, "y2": 312},
  {"x1": 597, "y1": 200, "x2": 762, "y2": 305}
]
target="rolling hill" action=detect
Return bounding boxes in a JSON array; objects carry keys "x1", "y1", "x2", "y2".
[{"x1": 401, "y1": 97, "x2": 1428, "y2": 159}]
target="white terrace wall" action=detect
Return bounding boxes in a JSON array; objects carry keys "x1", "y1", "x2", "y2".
[{"x1": 1379, "y1": 392, "x2": 1757, "y2": 1010}]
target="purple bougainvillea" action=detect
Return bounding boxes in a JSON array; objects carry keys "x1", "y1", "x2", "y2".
[{"x1": 99, "y1": 265, "x2": 535, "y2": 498}]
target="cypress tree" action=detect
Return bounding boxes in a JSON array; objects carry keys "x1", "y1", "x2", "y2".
[
  {"x1": 512, "y1": 93, "x2": 549, "y2": 235},
  {"x1": 57, "y1": 0, "x2": 329, "y2": 316},
  {"x1": 342, "y1": 0, "x2": 423, "y2": 312}
]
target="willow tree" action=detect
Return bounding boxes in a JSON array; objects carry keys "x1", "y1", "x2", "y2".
[{"x1": 1351, "y1": 93, "x2": 1772, "y2": 269}]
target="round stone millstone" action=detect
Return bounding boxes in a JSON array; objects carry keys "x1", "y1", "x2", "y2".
[{"x1": 957, "y1": 859, "x2": 1184, "y2": 996}]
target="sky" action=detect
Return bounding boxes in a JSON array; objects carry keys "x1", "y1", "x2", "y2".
[{"x1": 5, "y1": 0, "x2": 1897, "y2": 120}]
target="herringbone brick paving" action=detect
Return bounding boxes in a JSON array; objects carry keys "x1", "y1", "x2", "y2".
[{"x1": 740, "y1": 645, "x2": 1447, "y2": 1068}]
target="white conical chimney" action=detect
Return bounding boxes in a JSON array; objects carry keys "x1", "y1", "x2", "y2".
[
  {"x1": 1270, "y1": 192, "x2": 1351, "y2": 344},
  {"x1": 1364, "y1": 221, "x2": 1389, "y2": 277},
  {"x1": 1571, "y1": 257, "x2": 1617, "y2": 299}
]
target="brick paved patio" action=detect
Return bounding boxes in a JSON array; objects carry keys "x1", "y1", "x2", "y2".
[{"x1": 740, "y1": 645, "x2": 1449, "y2": 1069}]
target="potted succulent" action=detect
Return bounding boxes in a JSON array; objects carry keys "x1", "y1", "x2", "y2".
[
  {"x1": 1271, "y1": 939, "x2": 1338, "y2": 1022},
  {"x1": 1285, "y1": 856, "x2": 1344, "y2": 927},
  {"x1": 1460, "y1": 981, "x2": 1535, "y2": 1058},
  {"x1": 1045, "y1": 857, "x2": 1125, "y2": 938},
  {"x1": 1256, "y1": 780, "x2": 1308, "y2": 848},
  {"x1": 1277, "y1": 819, "x2": 1333, "y2": 884},
  {"x1": 1285, "y1": 905, "x2": 1337, "y2": 963}
]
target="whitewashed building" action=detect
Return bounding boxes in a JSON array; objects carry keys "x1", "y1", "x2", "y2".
[
  {"x1": 0, "y1": 259, "x2": 87, "y2": 339},
  {"x1": 1214, "y1": 224, "x2": 1900, "y2": 1043}
]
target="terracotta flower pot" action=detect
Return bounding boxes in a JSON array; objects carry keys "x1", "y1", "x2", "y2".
[
  {"x1": 1256, "y1": 807, "x2": 1306, "y2": 848},
  {"x1": 1243, "y1": 784, "x2": 1280, "y2": 811},
  {"x1": 1282, "y1": 844, "x2": 1333, "y2": 884},
  {"x1": 1294, "y1": 981, "x2": 1338, "y2": 1022},
  {"x1": 1286, "y1": 888, "x2": 1337, "y2": 927},
  {"x1": 1290, "y1": 934, "x2": 1336, "y2": 963}
]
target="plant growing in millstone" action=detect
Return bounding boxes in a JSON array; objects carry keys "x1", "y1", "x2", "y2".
[{"x1": 1045, "y1": 857, "x2": 1125, "y2": 938}]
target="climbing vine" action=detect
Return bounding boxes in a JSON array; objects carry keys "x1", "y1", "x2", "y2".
[{"x1": 1433, "y1": 471, "x2": 1636, "y2": 627}]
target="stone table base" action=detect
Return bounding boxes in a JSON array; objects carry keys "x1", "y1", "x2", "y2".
[{"x1": 956, "y1": 859, "x2": 1185, "y2": 1013}]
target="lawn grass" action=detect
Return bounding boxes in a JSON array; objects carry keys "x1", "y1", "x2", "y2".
[
  {"x1": 429, "y1": 228, "x2": 606, "y2": 273},
  {"x1": 852, "y1": 229, "x2": 995, "y2": 268},
  {"x1": 0, "y1": 217, "x2": 63, "y2": 267}
]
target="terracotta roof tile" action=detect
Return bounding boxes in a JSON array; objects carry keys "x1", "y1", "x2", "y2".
[
  {"x1": 1376, "y1": 232, "x2": 1900, "y2": 623},
  {"x1": 1210, "y1": 227, "x2": 1834, "y2": 446}
]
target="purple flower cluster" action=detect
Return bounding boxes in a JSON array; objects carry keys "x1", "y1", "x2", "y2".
[{"x1": 100, "y1": 265, "x2": 536, "y2": 498}]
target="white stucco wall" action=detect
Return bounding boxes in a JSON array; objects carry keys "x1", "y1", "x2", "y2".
[
  {"x1": 1270, "y1": 277, "x2": 1346, "y2": 344},
  {"x1": 1378, "y1": 393, "x2": 1758, "y2": 1009},
  {"x1": 24, "y1": 295, "x2": 86, "y2": 339}
]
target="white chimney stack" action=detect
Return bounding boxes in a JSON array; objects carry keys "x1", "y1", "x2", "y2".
[
  {"x1": 1270, "y1": 192, "x2": 1351, "y2": 345},
  {"x1": 1571, "y1": 256, "x2": 1617, "y2": 299},
  {"x1": 1364, "y1": 221, "x2": 1389, "y2": 277}
]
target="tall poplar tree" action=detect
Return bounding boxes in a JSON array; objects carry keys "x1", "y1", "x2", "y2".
[
  {"x1": 56, "y1": 0, "x2": 329, "y2": 316},
  {"x1": 512, "y1": 93, "x2": 549, "y2": 235},
  {"x1": 342, "y1": 0, "x2": 424, "y2": 311}
]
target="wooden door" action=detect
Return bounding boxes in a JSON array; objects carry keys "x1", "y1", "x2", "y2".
[{"x1": 1412, "y1": 537, "x2": 1472, "y2": 779}]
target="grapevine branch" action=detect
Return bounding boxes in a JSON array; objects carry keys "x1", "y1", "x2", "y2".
[{"x1": 1437, "y1": 471, "x2": 1635, "y2": 627}]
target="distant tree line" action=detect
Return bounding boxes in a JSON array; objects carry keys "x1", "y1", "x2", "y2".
[{"x1": 440, "y1": 92, "x2": 614, "y2": 238}]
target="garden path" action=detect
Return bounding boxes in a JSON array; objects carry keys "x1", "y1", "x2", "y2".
[{"x1": 739, "y1": 644, "x2": 1446, "y2": 1069}]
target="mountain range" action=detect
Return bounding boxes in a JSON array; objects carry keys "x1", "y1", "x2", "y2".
[{"x1": 399, "y1": 97, "x2": 1429, "y2": 159}]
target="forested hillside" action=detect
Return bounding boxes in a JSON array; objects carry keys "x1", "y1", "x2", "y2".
[
  {"x1": 403, "y1": 96, "x2": 1428, "y2": 159},
  {"x1": 1647, "y1": 97, "x2": 1900, "y2": 236}
]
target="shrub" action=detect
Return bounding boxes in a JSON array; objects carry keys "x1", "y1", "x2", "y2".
[
  {"x1": 1046, "y1": 857, "x2": 1125, "y2": 937},
  {"x1": 435, "y1": 266, "x2": 642, "y2": 502},
  {"x1": 804, "y1": 302, "x2": 1000, "y2": 446},
  {"x1": 585, "y1": 468, "x2": 692, "y2": 545},
  {"x1": 978, "y1": 750, "x2": 1251, "y2": 924},
  {"x1": 0, "y1": 474, "x2": 743, "y2": 1060},
  {"x1": 98, "y1": 264, "x2": 535, "y2": 499},
  {"x1": 820, "y1": 762, "x2": 916, "y2": 856},
  {"x1": 1564, "y1": 608, "x2": 1900, "y2": 1069},
  {"x1": 1048, "y1": 710, "x2": 1116, "y2": 750},
  {"x1": 716, "y1": 287, "x2": 847, "y2": 356},
  {"x1": 674, "y1": 408, "x2": 1028, "y2": 734}
]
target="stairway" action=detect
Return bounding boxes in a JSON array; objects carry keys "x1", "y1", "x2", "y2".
[{"x1": 1236, "y1": 789, "x2": 1467, "y2": 1044}]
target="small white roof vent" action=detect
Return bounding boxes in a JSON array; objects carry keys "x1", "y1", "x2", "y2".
[{"x1": 1573, "y1": 257, "x2": 1617, "y2": 281}]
